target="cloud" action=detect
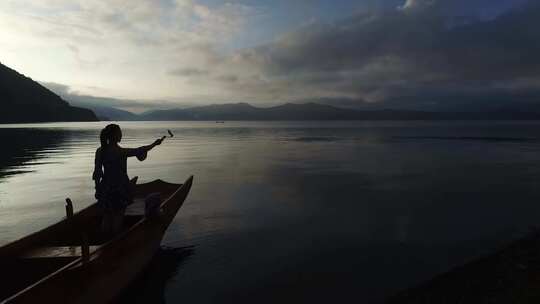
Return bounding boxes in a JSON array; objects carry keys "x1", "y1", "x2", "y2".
[
  {"x1": 41, "y1": 82, "x2": 72, "y2": 96},
  {"x1": 215, "y1": 74, "x2": 238, "y2": 83},
  {"x1": 40, "y1": 81, "x2": 187, "y2": 112},
  {"x1": 2, "y1": 0, "x2": 539, "y2": 110},
  {"x1": 0, "y1": 0, "x2": 256, "y2": 99},
  {"x1": 398, "y1": 0, "x2": 436, "y2": 11},
  {"x1": 168, "y1": 67, "x2": 209, "y2": 77},
  {"x1": 173, "y1": 0, "x2": 540, "y2": 110}
]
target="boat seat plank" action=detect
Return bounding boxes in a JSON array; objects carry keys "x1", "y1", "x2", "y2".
[
  {"x1": 125, "y1": 198, "x2": 146, "y2": 215},
  {"x1": 22, "y1": 246, "x2": 100, "y2": 259}
]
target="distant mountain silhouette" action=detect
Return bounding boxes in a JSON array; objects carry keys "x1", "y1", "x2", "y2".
[
  {"x1": 139, "y1": 103, "x2": 260, "y2": 120},
  {"x1": 5, "y1": 58, "x2": 538, "y2": 123},
  {"x1": 68, "y1": 100, "x2": 138, "y2": 121},
  {"x1": 89, "y1": 105, "x2": 137, "y2": 121},
  {"x1": 138, "y1": 102, "x2": 366, "y2": 120},
  {"x1": 0, "y1": 63, "x2": 97, "y2": 123},
  {"x1": 136, "y1": 102, "x2": 540, "y2": 121}
]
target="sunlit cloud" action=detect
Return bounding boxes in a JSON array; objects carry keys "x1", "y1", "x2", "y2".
[{"x1": 0, "y1": 0, "x2": 254, "y2": 100}]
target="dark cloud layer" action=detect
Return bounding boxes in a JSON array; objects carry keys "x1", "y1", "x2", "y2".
[{"x1": 214, "y1": 0, "x2": 540, "y2": 110}]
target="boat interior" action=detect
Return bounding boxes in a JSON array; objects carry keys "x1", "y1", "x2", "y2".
[
  {"x1": 0, "y1": 211, "x2": 146, "y2": 301},
  {"x1": 0, "y1": 180, "x2": 181, "y2": 301}
]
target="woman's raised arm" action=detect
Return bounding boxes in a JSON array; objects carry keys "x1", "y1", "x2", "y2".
[{"x1": 123, "y1": 137, "x2": 164, "y2": 159}]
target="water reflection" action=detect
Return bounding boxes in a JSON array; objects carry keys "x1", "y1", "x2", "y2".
[
  {"x1": 118, "y1": 246, "x2": 195, "y2": 304},
  {"x1": 0, "y1": 128, "x2": 69, "y2": 179},
  {"x1": 0, "y1": 127, "x2": 99, "y2": 243}
]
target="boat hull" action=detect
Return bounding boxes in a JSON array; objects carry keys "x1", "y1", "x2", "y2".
[{"x1": 1, "y1": 176, "x2": 194, "y2": 304}]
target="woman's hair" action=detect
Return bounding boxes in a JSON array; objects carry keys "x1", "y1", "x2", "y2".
[{"x1": 100, "y1": 124, "x2": 122, "y2": 148}]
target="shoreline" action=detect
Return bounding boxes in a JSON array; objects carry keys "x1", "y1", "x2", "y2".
[{"x1": 386, "y1": 231, "x2": 540, "y2": 303}]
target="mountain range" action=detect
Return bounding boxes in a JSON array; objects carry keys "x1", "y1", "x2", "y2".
[
  {"x1": 0, "y1": 62, "x2": 97, "y2": 123},
  {"x1": 2, "y1": 62, "x2": 540, "y2": 123},
  {"x1": 128, "y1": 102, "x2": 540, "y2": 121}
]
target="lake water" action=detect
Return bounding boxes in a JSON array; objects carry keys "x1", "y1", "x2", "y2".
[{"x1": 2, "y1": 121, "x2": 540, "y2": 303}]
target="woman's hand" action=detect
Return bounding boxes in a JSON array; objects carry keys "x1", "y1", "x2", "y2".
[{"x1": 134, "y1": 137, "x2": 165, "y2": 160}]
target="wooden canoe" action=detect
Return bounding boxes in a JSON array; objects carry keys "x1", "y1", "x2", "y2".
[{"x1": 0, "y1": 175, "x2": 194, "y2": 304}]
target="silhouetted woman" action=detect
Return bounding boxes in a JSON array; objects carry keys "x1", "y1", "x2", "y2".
[{"x1": 93, "y1": 124, "x2": 163, "y2": 237}]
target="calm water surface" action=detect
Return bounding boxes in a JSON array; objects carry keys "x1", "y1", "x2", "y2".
[{"x1": 2, "y1": 121, "x2": 540, "y2": 303}]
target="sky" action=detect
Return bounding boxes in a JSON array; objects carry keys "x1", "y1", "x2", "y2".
[{"x1": 0, "y1": 0, "x2": 538, "y2": 112}]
